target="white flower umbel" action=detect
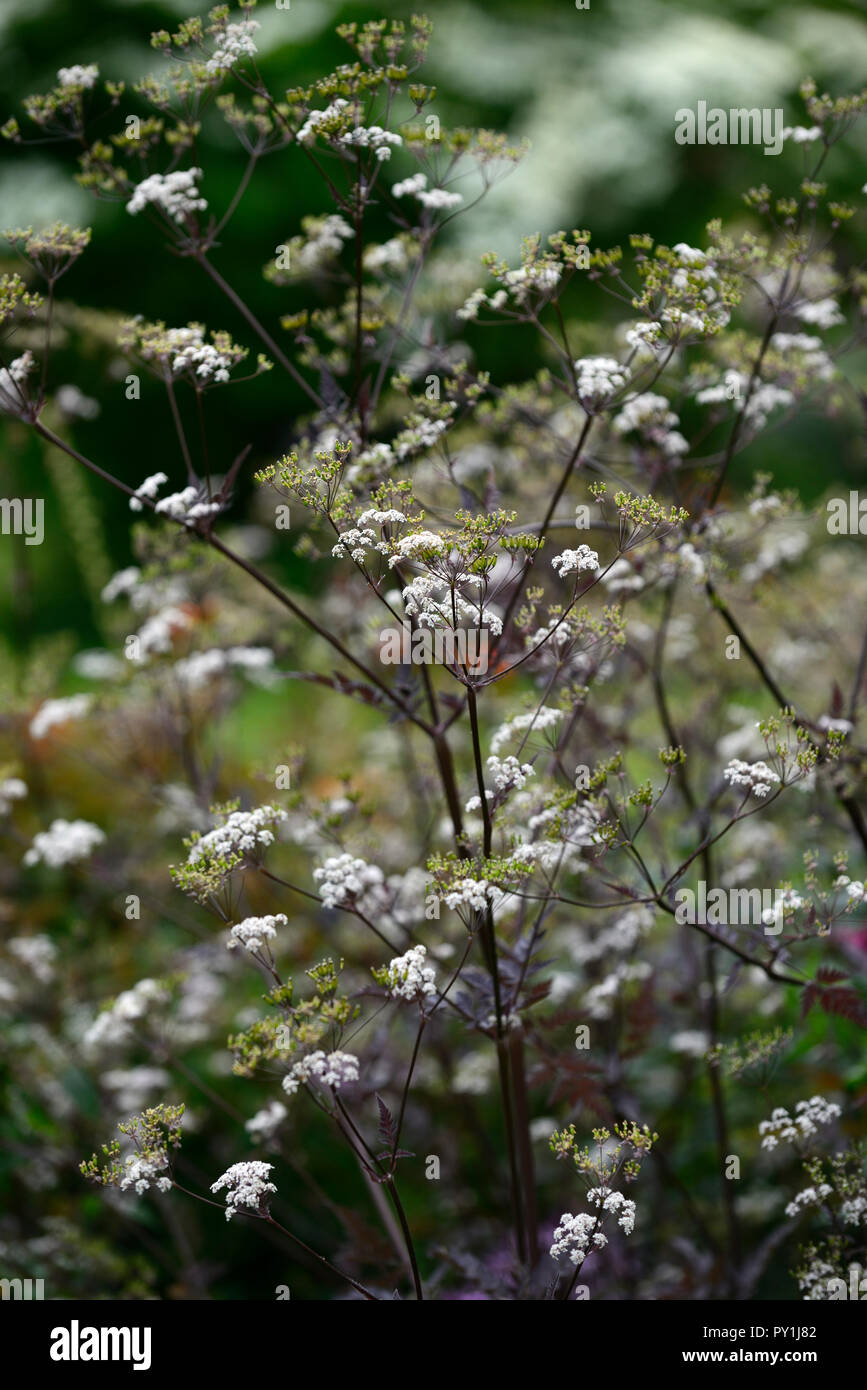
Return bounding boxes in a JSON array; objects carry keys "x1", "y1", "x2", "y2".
[
  {"x1": 466, "y1": 755, "x2": 534, "y2": 813},
  {"x1": 119, "y1": 1151, "x2": 172, "y2": 1196},
  {"x1": 172, "y1": 646, "x2": 275, "y2": 691},
  {"x1": 185, "y1": 805, "x2": 288, "y2": 868},
  {"x1": 416, "y1": 188, "x2": 463, "y2": 209},
  {"x1": 227, "y1": 914, "x2": 287, "y2": 954},
  {"x1": 127, "y1": 169, "x2": 207, "y2": 225},
  {"x1": 129, "y1": 471, "x2": 168, "y2": 512},
  {"x1": 29, "y1": 693, "x2": 93, "y2": 741},
  {"x1": 785, "y1": 1184, "x2": 833, "y2": 1218},
  {"x1": 0, "y1": 351, "x2": 36, "y2": 417},
  {"x1": 281, "y1": 1050, "x2": 360, "y2": 1096},
  {"x1": 245, "y1": 1102, "x2": 287, "y2": 1144},
  {"x1": 24, "y1": 818, "x2": 105, "y2": 868},
  {"x1": 313, "y1": 853, "x2": 384, "y2": 909},
  {"x1": 723, "y1": 758, "x2": 780, "y2": 798},
  {"x1": 383, "y1": 944, "x2": 437, "y2": 1002},
  {"x1": 759, "y1": 1095, "x2": 842, "y2": 1150},
  {"x1": 210, "y1": 1160, "x2": 277, "y2": 1221},
  {"x1": 573, "y1": 356, "x2": 630, "y2": 409},
  {"x1": 8, "y1": 934, "x2": 56, "y2": 983},
  {"x1": 0, "y1": 777, "x2": 27, "y2": 816},
  {"x1": 392, "y1": 172, "x2": 428, "y2": 198},
  {"x1": 490, "y1": 707, "x2": 563, "y2": 756},
  {"x1": 57, "y1": 64, "x2": 99, "y2": 89},
  {"x1": 549, "y1": 1211, "x2": 608, "y2": 1264},
  {"x1": 205, "y1": 19, "x2": 260, "y2": 74},
  {"x1": 793, "y1": 297, "x2": 844, "y2": 329},
  {"x1": 340, "y1": 124, "x2": 402, "y2": 161},
  {"x1": 83, "y1": 977, "x2": 170, "y2": 1052},
  {"x1": 551, "y1": 545, "x2": 599, "y2": 580},
  {"x1": 442, "y1": 877, "x2": 494, "y2": 912},
  {"x1": 154, "y1": 485, "x2": 221, "y2": 523},
  {"x1": 587, "y1": 1187, "x2": 637, "y2": 1234}
]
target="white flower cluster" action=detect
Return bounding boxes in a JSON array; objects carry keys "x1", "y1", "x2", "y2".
[
  {"x1": 57, "y1": 64, "x2": 99, "y2": 89},
  {"x1": 699, "y1": 370, "x2": 795, "y2": 429},
  {"x1": 8, "y1": 934, "x2": 56, "y2": 983},
  {"x1": 363, "y1": 238, "x2": 410, "y2": 274},
  {"x1": 390, "y1": 530, "x2": 448, "y2": 566},
  {"x1": 24, "y1": 818, "x2": 105, "y2": 868},
  {"x1": 245, "y1": 1101, "x2": 287, "y2": 1143},
  {"x1": 490, "y1": 707, "x2": 563, "y2": 755},
  {"x1": 400, "y1": 574, "x2": 502, "y2": 636},
  {"x1": 281, "y1": 1050, "x2": 360, "y2": 1095},
  {"x1": 127, "y1": 169, "x2": 207, "y2": 224},
  {"x1": 442, "y1": 877, "x2": 495, "y2": 912},
  {"x1": 761, "y1": 887, "x2": 805, "y2": 929},
  {"x1": 841, "y1": 1195, "x2": 867, "y2": 1226},
  {"x1": 56, "y1": 383, "x2": 100, "y2": 419},
  {"x1": 393, "y1": 416, "x2": 449, "y2": 461},
  {"x1": 0, "y1": 777, "x2": 27, "y2": 815},
  {"x1": 126, "y1": 606, "x2": 194, "y2": 663},
  {"x1": 723, "y1": 758, "x2": 780, "y2": 798},
  {"x1": 457, "y1": 285, "x2": 508, "y2": 320},
  {"x1": 835, "y1": 875, "x2": 866, "y2": 906},
  {"x1": 129, "y1": 471, "x2": 168, "y2": 512},
  {"x1": 551, "y1": 545, "x2": 599, "y2": 579},
  {"x1": 759, "y1": 1095, "x2": 842, "y2": 1150},
  {"x1": 165, "y1": 324, "x2": 239, "y2": 382},
  {"x1": 227, "y1": 914, "x2": 287, "y2": 953},
  {"x1": 340, "y1": 124, "x2": 402, "y2": 161},
  {"x1": 573, "y1": 356, "x2": 630, "y2": 408},
  {"x1": 793, "y1": 297, "x2": 844, "y2": 329},
  {"x1": 0, "y1": 351, "x2": 35, "y2": 417},
  {"x1": 624, "y1": 320, "x2": 664, "y2": 359},
  {"x1": 185, "y1": 804, "x2": 287, "y2": 867},
  {"x1": 119, "y1": 1152, "x2": 172, "y2": 1196},
  {"x1": 155, "y1": 486, "x2": 221, "y2": 523},
  {"x1": 173, "y1": 646, "x2": 275, "y2": 690},
  {"x1": 769, "y1": 332, "x2": 834, "y2": 381},
  {"x1": 292, "y1": 215, "x2": 354, "y2": 273},
  {"x1": 466, "y1": 754, "x2": 534, "y2": 813},
  {"x1": 782, "y1": 125, "x2": 822, "y2": 143},
  {"x1": 313, "y1": 853, "x2": 384, "y2": 909},
  {"x1": 331, "y1": 524, "x2": 381, "y2": 562},
  {"x1": 613, "y1": 392, "x2": 688, "y2": 455},
  {"x1": 210, "y1": 1160, "x2": 276, "y2": 1221},
  {"x1": 588, "y1": 1187, "x2": 637, "y2": 1234},
  {"x1": 205, "y1": 19, "x2": 260, "y2": 74},
  {"x1": 785, "y1": 1183, "x2": 833, "y2": 1218},
  {"x1": 796, "y1": 1253, "x2": 843, "y2": 1300},
  {"x1": 583, "y1": 960, "x2": 652, "y2": 1020},
  {"x1": 504, "y1": 261, "x2": 562, "y2": 301},
  {"x1": 83, "y1": 978, "x2": 170, "y2": 1051},
  {"x1": 296, "y1": 98, "x2": 348, "y2": 145},
  {"x1": 569, "y1": 905, "x2": 654, "y2": 966},
  {"x1": 383, "y1": 944, "x2": 437, "y2": 1002},
  {"x1": 392, "y1": 172, "x2": 462, "y2": 209},
  {"x1": 103, "y1": 1066, "x2": 170, "y2": 1114},
  {"x1": 549, "y1": 1211, "x2": 608, "y2": 1264},
  {"x1": 29, "y1": 694, "x2": 93, "y2": 741},
  {"x1": 669, "y1": 1030, "x2": 710, "y2": 1058}
]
